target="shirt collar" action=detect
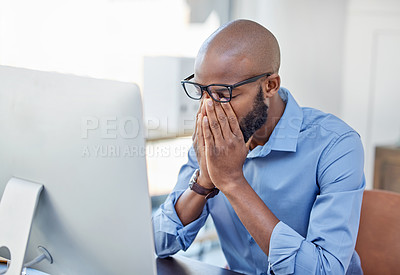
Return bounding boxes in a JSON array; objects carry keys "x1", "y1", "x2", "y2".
[{"x1": 247, "y1": 87, "x2": 303, "y2": 159}]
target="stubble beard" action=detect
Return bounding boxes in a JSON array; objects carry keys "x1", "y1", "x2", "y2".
[{"x1": 239, "y1": 86, "x2": 269, "y2": 143}]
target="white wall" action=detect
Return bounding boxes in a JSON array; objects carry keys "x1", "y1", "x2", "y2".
[
  {"x1": 342, "y1": 0, "x2": 400, "y2": 188},
  {"x1": 232, "y1": 0, "x2": 347, "y2": 117}
]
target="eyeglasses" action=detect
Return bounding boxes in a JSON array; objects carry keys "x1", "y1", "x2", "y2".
[{"x1": 181, "y1": 73, "x2": 272, "y2": 103}]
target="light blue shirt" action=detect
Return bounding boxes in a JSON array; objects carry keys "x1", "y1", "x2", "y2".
[{"x1": 152, "y1": 88, "x2": 365, "y2": 275}]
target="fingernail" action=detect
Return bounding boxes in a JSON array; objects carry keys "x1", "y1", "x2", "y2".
[
  {"x1": 203, "y1": 116, "x2": 208, "y2": 123},
  {"x1": 207, "y1": 99, "x2": 213, "y2": 106}
]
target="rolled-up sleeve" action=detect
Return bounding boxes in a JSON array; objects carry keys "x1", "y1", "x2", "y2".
[
  {"x1": 152, "y1": 147, "x2": 210, "y2": 258},
  {"x1": 268, "y1": 131, "x2": 365, "y2": 274}
]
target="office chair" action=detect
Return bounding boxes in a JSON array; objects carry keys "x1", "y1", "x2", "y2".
[{"x1": 355, "y1": 189, "x2": 400, "y2": 274}]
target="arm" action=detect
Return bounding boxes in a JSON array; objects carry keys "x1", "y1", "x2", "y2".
[
  {"x1": 152, "y1": 100, "x2": 213, "y2": 257},
  {"x1": 267, "y1": 132, "x2": 365, "y2": 274},
  {"x1": 152, "y1": 148, "x2": 210, "y2": 258},
  {"x1": 175, "y1": 100, "x2": 215, "y2": 226},
  {"x1": 202, "y1": 98, "x2": 365, "y2": 274},
  {"x1": 201, "y1": 98, "x2": 279, "y2": 253}
]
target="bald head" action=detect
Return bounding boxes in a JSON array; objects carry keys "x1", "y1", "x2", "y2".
[{"x1": 197, "y1": 19, "x2": 280, "y2": 76}]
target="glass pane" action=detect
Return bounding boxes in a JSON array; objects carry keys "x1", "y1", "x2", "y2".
[
  {"x1": 209, "y1": 86, "x2": 230, "y2": 102},
  {"x1": 184, "y1": 83, "x2": 202, "y2": 99}
]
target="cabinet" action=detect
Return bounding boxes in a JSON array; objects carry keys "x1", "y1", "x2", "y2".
[{"x1": 374, "y1": 146, "x2": 400, "y2": 193}]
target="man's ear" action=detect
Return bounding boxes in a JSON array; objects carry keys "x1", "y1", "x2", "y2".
[{"x1": 263, "y1": 74, "x2": 281, "y2": 99}]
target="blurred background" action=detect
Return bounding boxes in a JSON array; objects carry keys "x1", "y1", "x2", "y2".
[{"x1": 1, "y1": 0, "x2": 399, "y2": 268}]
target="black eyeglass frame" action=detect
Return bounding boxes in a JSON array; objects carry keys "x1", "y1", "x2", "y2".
[{"x1": 181, "y1": 72, "x2": 272, "y2": 103}]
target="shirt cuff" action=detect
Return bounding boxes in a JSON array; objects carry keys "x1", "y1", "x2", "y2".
[
  {"x1": 154, "y1": 190, "x2": 209, "y2": 251},
  {"x1": 268, "y1": 221, "x2": 318, "y2": 274}
]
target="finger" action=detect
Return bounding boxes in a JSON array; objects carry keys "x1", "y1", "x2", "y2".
[
  {"x1": 193, "y1": 119, "x2": 198, "y2": 146},
  {"x1": 192, "y1": 101, "x2": 203, "y2": 141},
  {"x1": 197, "y1": 113, "x2": 205, "y2": 148},
  {"x1": 202, "y1": 115, "x2": 214, "y2": 147},
  {"x1": 201, "y1": 99, "x2": 207, "y2": 116},
  {"x1": 221, "y1": 102, "x2": 242, "y2": 138},
  {"x1": 197, "y1": 99, "x2": 204, "y2": 118},
  {"x1": 205, "y1": 98, "x2": 224, "y2": 140},
  {"x1": 193, "y1": 112, "x2": 202, "y2": 140},
  {"x1": 214, "y1": 100, "x2": 232, "y2": 138},
  {"x1": 193, "y1": 114, "x2": 200, "y2": 158}
]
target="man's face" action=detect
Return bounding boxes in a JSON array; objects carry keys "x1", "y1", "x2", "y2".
[
  {"x1": 194, "y1": 50, "x2": 269, "y2": 142},
  {"x1": 196, "y1": 78, "x2": 269, "y2": 143}
]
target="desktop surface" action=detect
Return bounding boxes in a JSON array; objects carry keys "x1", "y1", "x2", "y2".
[
  {"x1": 2, "y1": 255, "x2": 243, "y2": 275},
  {"x1": 157, "y1": 255, "x2": 243, "y2": 275}
]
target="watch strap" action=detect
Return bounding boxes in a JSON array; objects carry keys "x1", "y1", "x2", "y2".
[
  {"x1": 189, "y1": 169, "x2": 219, "y2": 199},
  {"x1": 190, "y1": 180, "x2": 214, "y2": 196}
]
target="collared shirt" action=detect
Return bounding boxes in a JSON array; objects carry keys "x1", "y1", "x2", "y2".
[{"x1": 152, "y1": 88, "x2": 365, "y2": 275}]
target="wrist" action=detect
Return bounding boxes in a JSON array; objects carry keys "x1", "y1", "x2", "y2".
[
  {"x1": 217, "y1": 173, "x2": 245, "y2": 194},
  {"x1": 189, "y1": 169, "x2": 219, "y2": 200},
  {"x1": 198, "y1": 173, "x2": 214, "y2": 189}
]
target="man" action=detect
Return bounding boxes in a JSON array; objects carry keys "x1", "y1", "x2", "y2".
[{"x1": 152, "y1": 19, "x2": 365, "y2": 275}]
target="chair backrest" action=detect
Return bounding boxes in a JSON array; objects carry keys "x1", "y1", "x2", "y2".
[{"x1": 355, "y1": 189, "x2": 400, "y2": 274}]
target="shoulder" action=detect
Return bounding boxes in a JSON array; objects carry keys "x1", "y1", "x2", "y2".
[
  {"x1": 299, "y1": 107, "x2": 364, "y2": 177},
  {"x1": 300, "y1": 107, "x2": 357, "y2": 138}
]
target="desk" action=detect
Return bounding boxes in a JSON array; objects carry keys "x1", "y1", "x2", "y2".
[
  {"x1": 1, "y1": 255, "x2": 240, "y2": 275},
  {"x1": 157, "y1": 255, "x2": 243, "y2": 275}
]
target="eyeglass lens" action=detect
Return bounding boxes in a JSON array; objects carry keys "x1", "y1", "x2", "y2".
[{"x1": 184, "y1": 83, "x2": 231, "y2": 102}]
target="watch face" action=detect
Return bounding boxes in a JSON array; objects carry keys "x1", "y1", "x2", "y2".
[
  {"x1": 190, "y1": 169, "x2": 199, "y2": 183},
  {"x1": 189, "y1": 169, "x2": 198, "y2": 190}
]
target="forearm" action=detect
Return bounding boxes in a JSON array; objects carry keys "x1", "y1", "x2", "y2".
[
  {"x1": 153, "y1": 187, "x2": 209, "y2": 257},
  {"x1": 222, "y1": 178, "x2": 280, "y2": 255},
  {"x1": 175, "y1": 188, "x2": 208, "y2": 226},
  {"x1": 175, "y1": 171, "x2": 215, "y2": 226}
]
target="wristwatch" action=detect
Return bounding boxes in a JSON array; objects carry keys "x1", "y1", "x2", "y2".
[{"x1": 189, "y1": 169, "x2": 219, "y2": 199}]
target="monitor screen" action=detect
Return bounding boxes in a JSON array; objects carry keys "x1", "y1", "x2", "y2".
[{"x1": 0, "y1": 66, "x2": 156, "y2": 274}]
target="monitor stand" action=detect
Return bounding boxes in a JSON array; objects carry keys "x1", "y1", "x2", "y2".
[{"x1": 0, "y1": 178, "x2": 43, "y2": 274}]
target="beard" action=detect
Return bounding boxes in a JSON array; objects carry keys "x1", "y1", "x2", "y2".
[{"x1": 239, "y1": 86, "x2": 269, "y2": 143}]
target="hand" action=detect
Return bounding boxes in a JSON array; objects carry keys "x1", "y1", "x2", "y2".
[
  {"x1": 202, "y1": 98, "x2": 248, "y2": 191},
  {"x1": 192, "y1": 99, "x2": 214, "y2": 189}
]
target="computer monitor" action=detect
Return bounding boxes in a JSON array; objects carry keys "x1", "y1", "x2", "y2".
[{"x1": 0, "y1": 65, "x2": 156, "y2": 274}]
